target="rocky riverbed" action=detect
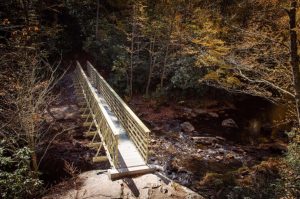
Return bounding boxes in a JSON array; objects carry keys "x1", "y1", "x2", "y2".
[{"x1": 129, "y1": 96, "x2": 289, "y2": 198}]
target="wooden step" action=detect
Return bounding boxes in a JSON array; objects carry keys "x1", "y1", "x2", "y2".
[
  {"x1": 84, "y1": 131, "x2": 97, "y2": 138},
  {"x1": 92, "y1": 156, "x2": 108, "y2": 163},
  {"x1": 87, "y1": 142, "x2": 102, "y2": 149}
]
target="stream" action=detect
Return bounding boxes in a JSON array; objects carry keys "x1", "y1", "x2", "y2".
[{"x1": 130, "y1": 95, "x2": 290, "y2": 198}]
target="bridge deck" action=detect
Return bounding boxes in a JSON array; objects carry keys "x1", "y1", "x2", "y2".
[
  {"x1": 90, "y1": 82, "x2": 154, "y2": 179},
  {"x1": 93, "y1": 86, "x2": 146, "y2": 167}
]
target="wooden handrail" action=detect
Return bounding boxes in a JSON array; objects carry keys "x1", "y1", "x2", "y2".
[
  {"x1": 74, "y1": 62, "x2": 119, "y2": 167},
  {"x1": 86, "y1": 61, "x2": 150, "y2": 161}
]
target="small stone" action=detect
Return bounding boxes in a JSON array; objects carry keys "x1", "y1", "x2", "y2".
[
  {"x1": 180, "y1": 122, "x2": 195, "y2": 132},
  {"x1": 194, "y1": 109, "x2": 207, "y2": 115},
  {"x1": 208, "y1": 112, "x2": 219, "y2": 118},
  {"x1": 183, "y1": 107, "x2": 193, "y2": 114},
  {"x1": 137, "y1": 113, "x2": 144, "y2": 117},
  {"x1": 178, "y1": 101, "x2": 185, "y2": 104},
  {"x1": 226, "y1": 153, "x2": 235, "y2": 159},
  {"x1": 153, "y1": 126, "x2": 163, "y2": 132},
  {"x1": 216, "y1": 155, "x2": 223, "y2": 161},
  {"x1": 150, "y1": 139, "x2": 156, "y2": 143},
  {"x1": 216, "y1": 136, "x2": 226, "y2": 141},
  {"x1": 222, "y1": 118, "x2": 238, "y2": 128}
]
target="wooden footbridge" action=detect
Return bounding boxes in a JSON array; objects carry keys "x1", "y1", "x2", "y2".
[{"x1": 73, "y1": 61, "x2": 154, "y2": 180}]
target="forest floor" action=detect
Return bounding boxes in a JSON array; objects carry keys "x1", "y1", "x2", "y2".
[{"x1": 41, "y1": 73, "x2": 288, "y2": 198}]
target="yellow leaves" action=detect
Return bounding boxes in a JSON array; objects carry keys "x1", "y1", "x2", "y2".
[
  {"x1": 202, "y1": 70, "x2": 240, "y2": 88},
  {"x1": 183, "y1": 46, "x2": 199, "y2": 56},
  {"x1": 203, "y1": 72, "x2": 219, "y2": 81},
  {"x1": 175, "y1": 14, "x2": 182, "y2": 23},
  {"x1": 201, "y1": 55, "x2": 220, "y2": 66},
  {"x1": 199, "y1": 39, "x2": 225, "y2": 47},
  {"x1": 226, "y1": 76, "x2": 241, "y2": 86},
  {"x1": 189, "y1": 17, "x2": 229, "y2": 68}
]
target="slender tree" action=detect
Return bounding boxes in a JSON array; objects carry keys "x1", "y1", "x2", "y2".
[
  {"x1": 288, "y1": 0, "x2": 300, "y2": 126},
  {"x1": 96, "y1": 0, "x2": 100, "y2": 40}
]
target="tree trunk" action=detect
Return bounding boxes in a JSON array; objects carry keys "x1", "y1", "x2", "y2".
[
  {"x1": 31, "y1": 149, "x2": 38, "y2": 172},
  {"x1": 160, "y1": 44, "x2": 169, "y2": 89},
  {"x1": 289, "y1": 0, "x2": 300, "y2": 126},
  {"x1": 21, "y1": 0, "x2": 30, "y2": 26},
  {"x1": 129, "y1": 5, "x2": 136, "y2": 98},
  {"x1": 146, "y1": 37, "x2": 155, "y2": 97},
  {"x1": 129, "y1": 31, "x2": 134, "y2": 98},
  {"x1": 96, "y1": 0, "x2": 100, "y2": 40}
]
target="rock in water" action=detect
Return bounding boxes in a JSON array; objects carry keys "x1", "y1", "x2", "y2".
[
  {"x1": 222, "y1": 118, "x2": 238, "y2": 128},
  {"x1": 180, "y1": 122, "x2": 195, "y2": 132}
]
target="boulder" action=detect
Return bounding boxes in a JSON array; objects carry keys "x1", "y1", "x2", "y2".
[
  {"x1": 222, "y1": 118, "x2": 238, "y2": 128},
  {"x1": 43, "y1": 171, "x2": 204, "y2": 199},
  {"x1": 180, "y1": 122, "x2": 195, "y2": 132}
]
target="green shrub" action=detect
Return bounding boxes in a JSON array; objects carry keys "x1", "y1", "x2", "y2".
[{"x1": 0, "y1": 145, "x2": 42, "y2": 199}]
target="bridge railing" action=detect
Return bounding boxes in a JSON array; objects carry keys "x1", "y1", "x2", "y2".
[
  {"x1": 87, "y1": 61, "x2": 150, "y2": 161},
  {"x1": 74, "y1": 62, "x2": 119, "y2": 167}
]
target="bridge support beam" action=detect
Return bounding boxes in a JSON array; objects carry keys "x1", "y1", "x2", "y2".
[{"x1": 108, "y1": 166, "x2": 156, "y2": 181}]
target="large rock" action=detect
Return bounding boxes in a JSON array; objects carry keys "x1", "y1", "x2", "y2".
[
  {"x1": 43, "y1": 171, "x2": 204, "y2": 199},
  {"x1": 180, "y1": 122, "x2": 195, "y2": 132},
  {"x1": 222, "y1": 118, "x2": 238, "y2": 128}
]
